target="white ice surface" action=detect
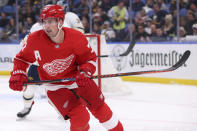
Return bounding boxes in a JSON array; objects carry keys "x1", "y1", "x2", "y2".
[{"x1": 0, "y1": 76, "x2": 197, "y2": 131}]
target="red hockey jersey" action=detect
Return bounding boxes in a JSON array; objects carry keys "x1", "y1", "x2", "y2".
[{"x1": 13, "y1": 27, "x2": 97, "y2": 88}]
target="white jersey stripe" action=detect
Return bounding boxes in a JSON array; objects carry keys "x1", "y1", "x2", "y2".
[{"x1": 101, "y1": 113, "x2": 119, "y2": 130}]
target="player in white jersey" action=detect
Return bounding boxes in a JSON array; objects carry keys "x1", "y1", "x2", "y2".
[{"x1": 17, "y1": 2, "x2": 84, "y2": 118}]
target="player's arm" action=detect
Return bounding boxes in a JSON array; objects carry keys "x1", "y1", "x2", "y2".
[
  {"x1": 17, "y1": 22, "x2": 41, "y2": 70},
  {"x1": 9, "y1": 35, "x2": 35, "y2": 91},
  {"x1": 72, "y1": 17, "x2": 84, "y2": 33},
  {"x1": 74, "y1": 33, "x2": 97, "y2": 76},
  {"x1": 68, "y1": 12, "x2": 85, "y2": 33},
  {"x1": 30, "y1": 22, "x2": 43, "y2": 33}
]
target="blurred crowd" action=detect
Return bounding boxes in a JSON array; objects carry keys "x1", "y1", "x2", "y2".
[{"x1": 0, "y1": 0, "x2": 197, "y2": 43}]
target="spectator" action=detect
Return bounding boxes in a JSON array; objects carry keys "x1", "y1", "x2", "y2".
[
  {"x1": 94, "y1": 6, "x2": 109, "y2": 24},
  {"x1": 143, "y1": 0, "x2": 154, "y2": 15},
  {"x1": 136, "y1": 24, "x2": 151, "y2": 42},
  {"x1": 150, "y1": 24, "x2": 157, "y2": 37},
  {"x1": 19, "y1": 1, "x2": 36, "y2": 23},
  {"x1": 163, "y1": 14, "x2": 175, "y2": 38},
  {"x1": 0, "y1": 12, "x2": 9, "y2": 28},
  {"x1": 24, "y1": 6, "x2": 36, "y2": 22},
  {"x1": 92, "y1": 0, "x2": 98, "y2": 13},
  {"x1": 152, "y1": 27, "x2": 168, "y2": 42},
  {"x1": 170, "y1": 0, "x2": 187, "y2": 11},
  {"x1": 19, "y1": 27, "x2": 28, "y2": 40},
  {"x1": 139, "y1": 8, "x2": 149, "y2": 21},
  {"x1": 81, "y1": 15, "x2": 90, "y2": 33},
  {"x1": 180, "y1": 16, "x2": 187, "y2": 27},
  {"x1": 81, "y1": 6, "x2": 89, "y2": 17},
  {"x1": 6, "y1": 17, "x2": 15, "y2": 34},
  {"x1": 99, "y1": 0, "x2": 113, "y2": 13},
  {"x1": 185, "y1": 9, "x2": 197, "y2": 35},
  {"x1": 123, "y1": 0, "x2": 130, "y2": 8},
  {"x1": 158, "y1": 0, "x2": 168, "y2": 11},
  {"x1": 132, "y1": 0, "x2": 145, "y2": 12},
  {"x1": 152, "y1": 3, "x2": 168, "y2": 27},
  {"x1": 172, "y1": 26, "x2": 187, "y2": 41},
  {"x1": 124, "y1": 23, "x2": 137, "y2": 41},
  {"x1": 171, "y1": 9, "x2": 177, "y2": 26},
  {"x1": 6, "y1": 17, "x2": 16, "y2": 40},
  {"x1": 136, "y1": 8, "x2": 151, "y2": 23},
  {"x1": 108, "y1": 1, "x2": 129, "y2": 41},
  {"x1": 31, "y1": 0, "x2": 42, "y2": 16},
  {"x1": 179, "y1": 26, "x2": 186, "y2": 37},
  {"x1": 144, "y1": 17, "x2": 153, "y2": 35},
  {"x1": 92, "y1": 22, "x2": 101, "y2": 34},
  {"x1": 189, "y1": 2, "x2": 197, "y2": 19},
  {"x1": 1, "y1": 0, "x2": 197, "y2": 43},
  {"x1": 101, "y1": 21, "x2": 116, "y2": 41},
  {"x1": 192, "y1": 23, "x2": 197, "y2": 35},
  {"x1": 24, "y1": 17, "x2": 34, "y2": 33},
  {"x1": 135, "y1": 13, "x2": 145, "y2": 25},
  {"x1": 73, "y1": 0, "x2": 89, "y2": 16},
  {"x1": 145, "y1": 0, "x2": 154, "y2": 8},
  {"x1": 92, "y1": 12, "x2": 103, "y2": 27},
  {"x1": 7, "y1": 0, "x2": 15, "y2": 6},
  {"x1": 0, "y1": 0, "x2": 8, "y2": 7},
  {"x1": 0, "y1": 30, "x2": 11, "y2": 42}
]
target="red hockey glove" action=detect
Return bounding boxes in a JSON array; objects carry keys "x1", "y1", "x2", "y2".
[
  {"x1": 75, "y1": 71, "x2": 90, "y2": 87},
  {"x1": 9, "y1": 70, "x2": 27, "y2": 91},
  {"x1": 79, "y1": 68, "x2": 93, "y2": 78},
  {"x1": 76, "y1": 65, "x2": 94, "y2": 86},
  {"x1": 79, "y1": 63, "x2": 96, "y2": 78}
]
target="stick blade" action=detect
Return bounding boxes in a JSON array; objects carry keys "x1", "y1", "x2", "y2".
[
  {"x1": 171, "y1": 50, "x2": 191, "y2": 70},
  {"x1": 119, "y1": 39, "x2": 136, "y2": 56}
]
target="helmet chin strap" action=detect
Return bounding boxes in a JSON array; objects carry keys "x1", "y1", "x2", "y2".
[{"x1": 52, "y1": 21, "x2": 63, "y2": 39}]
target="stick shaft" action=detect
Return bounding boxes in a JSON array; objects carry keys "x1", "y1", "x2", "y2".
[{"x1": 25, "y1": 50, "x2": 190, "y2": 86}]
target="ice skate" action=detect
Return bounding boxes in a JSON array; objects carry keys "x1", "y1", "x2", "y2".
[{"x1": 17, "y1": 101, "x2": 34, "y2": 118}]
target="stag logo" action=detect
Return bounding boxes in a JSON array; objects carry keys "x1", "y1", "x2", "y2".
[
  {"x1": 111, "y1": 45, "x2": 127, "y2": 71},
  {"x1": 43, "y1": 54, "x2": 74, "y2": 76}
]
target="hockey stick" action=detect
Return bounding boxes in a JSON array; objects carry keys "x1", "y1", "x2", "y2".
[
  {"x1": 97, "y1": 38, "x2": 136, "y2": 58},
  {"x1": 24, "y1": 50, "x2": 190, "y2": 86}
]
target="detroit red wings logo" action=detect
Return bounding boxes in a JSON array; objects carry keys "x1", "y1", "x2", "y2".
[{"x1": 43, "y1": 54, "x2": 74, "y2": 76}]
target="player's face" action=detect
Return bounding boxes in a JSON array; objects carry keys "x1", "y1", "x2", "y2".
[{"x1": 42, "y1": 18, "x2": 59, "y2": 37}]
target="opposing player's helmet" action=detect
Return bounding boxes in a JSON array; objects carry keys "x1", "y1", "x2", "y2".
[
  {"x1": 57, "y1": 0, "x2": 68, "y2": 7},
  {"x1": 40, "y1": 5, "x2": 65, "y2": 21}
]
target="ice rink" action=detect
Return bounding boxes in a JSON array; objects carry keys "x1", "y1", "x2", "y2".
[{"x1": 1, "y1": 76, "x2": 197, "y2": 131}]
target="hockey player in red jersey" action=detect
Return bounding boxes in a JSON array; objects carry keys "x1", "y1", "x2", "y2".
[
  {"x1": 9, "y1": 5, "x2": 123, "y2": 131},
  {"x1": 17, "y1": 1, "x2": 85, "y2": 118}
]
